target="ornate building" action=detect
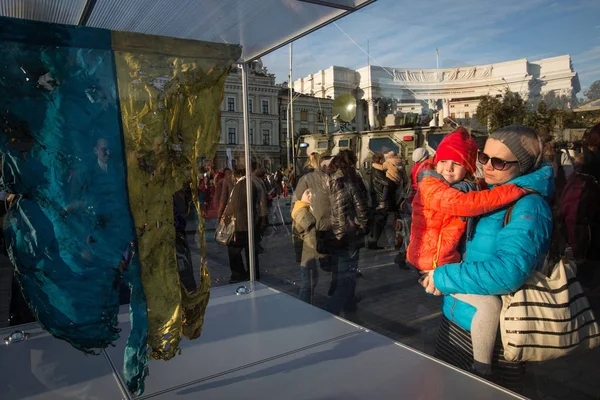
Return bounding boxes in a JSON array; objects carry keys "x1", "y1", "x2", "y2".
[
  {"x1": 214, "y1": 60, "x2": 281, "y2": 171},
  {"x1": 293, "y1": 55, "x2": 581, "y2": 130},
  {"x1": 279, "y1": 88, "x2": 334, "y2": 167}
]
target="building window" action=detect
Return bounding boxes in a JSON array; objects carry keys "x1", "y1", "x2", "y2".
[
  {"x1": 262, "y1": 100, "x2": 269, "y2": 114},
  {"x1": 228, "y1": 128, "x2": 236, "y2": 144},
  {"x1": 248, "y1": 99, "x2": 253, "y2": 113},
  {"x1": 465, "y1": 112, "x2": 470, "y2": 119},
  {"x1": 464, "y1": 104, "x2": 469, "y2": 107},
  {"x1": 227, "y1": 97, "x2": 235, "y2": 112},
  {"x1": 317, "y1": 111, "x2": 324, "y2": 123},
  {"x1": 282, "y1": 108, "x2": 287, "y2": 120},
  {"x1": 249, "y1": 128, "x2": 253, "y2": 144},
  {"x1": 450, "y1": 113, "x2": 456, "y2": 119},
  {"x1": 263, "y1": 129, "x2": 271, "y2": 145},
  {"x1": 301, "y1": 111, "x2": 308, "y2": 121}
]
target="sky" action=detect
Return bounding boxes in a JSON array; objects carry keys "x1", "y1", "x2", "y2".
[{"x1": 262, "y1": 0, "x2": 600, "y2": 97}]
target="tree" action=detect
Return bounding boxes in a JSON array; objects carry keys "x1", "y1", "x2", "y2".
[
  {"x1": 476, "y1": 95, "x2": 502, "y2": 132},
  {"x1": 500, "y1": 92, "x2": 527, "y2": 126},
  {"x1": 476, "y1": 91, "x2": 527, "y2": 132},
  {"x1": 584, "y1": 80, "x2": 600, "y2": 102},
  {"x1": 538, "y1": 91, "x2": 572, "y2": 110},
  {"x1": 524, "y1": 100, "x2": 552, "y2": 137},
  {"x1": 548, "y1": 108, "x2": 575, "y2": 132}
]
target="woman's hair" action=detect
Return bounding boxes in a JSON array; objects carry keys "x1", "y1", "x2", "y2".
[
  {"x1": 305, "y1": 152, "x2": 322, "y2": 170},
  {"x1": 329, "y1": 150, "x2": 363, "y2": 185},
  {"x1": 372, "y1": 152, "x2": 385, "y2": 164},
  {"x1": 330, "y1": 149, "x2": 357, "y2": 172}
]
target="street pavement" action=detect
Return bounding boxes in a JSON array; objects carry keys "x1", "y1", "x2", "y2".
[{"x1": 185, "y1": 198, "x2": 600, "y2": 400}]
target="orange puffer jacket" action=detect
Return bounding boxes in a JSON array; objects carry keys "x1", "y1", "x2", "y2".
[{"x1": 407, "y1": 164, "x2": 527, "y2": 271}]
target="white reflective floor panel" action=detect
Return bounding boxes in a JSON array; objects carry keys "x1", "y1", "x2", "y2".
[
  {"x1": 106, "y1": 282, "x2": 363, "y2": 398},
  {"x1": 0, "y1": 323, "x2": 126, "y2": 400},
  {"x1": 154, "y1": 330, "x2": 524, "y2": 400},
  {"x1": 1, "y1": 281, "x2": 525, "y2": 400}
]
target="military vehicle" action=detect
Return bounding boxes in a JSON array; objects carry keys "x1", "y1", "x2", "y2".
[{"x1": 295, "y1": 93, "x2": 487, "y2": 174}]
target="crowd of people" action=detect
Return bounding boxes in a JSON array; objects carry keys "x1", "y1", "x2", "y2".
[
  {"x1": 214, "y1": 122, "x2": 600, "y2": 390},
  {"x1": 195, "y1": 163, "x2": 296, "y2": 219}
]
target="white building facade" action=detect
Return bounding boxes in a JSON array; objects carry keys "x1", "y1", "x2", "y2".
[
  {"x1": 293, "y1": 55, "x2": 581, "y2": 130},
  {"x1": 215, "y1": 61, "x2": 281, "y2": 171}
]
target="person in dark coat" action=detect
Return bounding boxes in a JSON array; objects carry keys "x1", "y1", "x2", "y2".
[
  {"x1": 326, "y1": 150, "x2": 370, "y2": 315},
  {"x1": 582, "y1": 123, "x2": 600, "y2": 183},
  {"x1": 222, "y1": 167, "x2": 268, "y2": 282},
  {"x1": 367, "y1": 152, "x2": 388, "y2": 250}
]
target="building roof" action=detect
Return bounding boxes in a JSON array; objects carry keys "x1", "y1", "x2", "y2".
[
  {"x1": 0, "y1": 0, "x2": 376, "y2": 62},
  {"x1": 279, "y1": 88, "x2": 329, "y2": 99},
  {"x1": 574, "y1": 99, "x2": 600, "y2": 112}
]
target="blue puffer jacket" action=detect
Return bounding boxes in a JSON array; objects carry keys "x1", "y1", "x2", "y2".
[{"x1": 433, "y1": 163, "x2": 554, "y2": 331}]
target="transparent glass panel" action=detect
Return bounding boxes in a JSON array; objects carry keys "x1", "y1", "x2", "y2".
[
  {"x1": 2, "y1": 0, "x2": 374, "y2": 62},
  {"x1": 85, "y1": 0, "x2": 357, "y2": 61},
  {"x1": 253, "y1": 3, "x2": 600, "y2": 399},
  {"x1": 0, "y1": 0, "x2": 87, "y2": 25},
  {"x1": 2, "y1": 1, "x2": 600, "y2": 399}
]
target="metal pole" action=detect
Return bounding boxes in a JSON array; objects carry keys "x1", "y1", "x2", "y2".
[
  {"x1": 286, "y1": 58, "x2": 291, "y2": 169},
  {"x1": 290, "y1": 43, "x2": 296, "y2": 175},
  {"x1": 241, "y1": 63, "x2": 256, "y2": 282},
  {"x1": 286, "y1": 106, "x2": 291, "y2": 167}
]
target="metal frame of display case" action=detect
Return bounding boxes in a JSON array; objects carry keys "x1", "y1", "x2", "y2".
[{"x1": 0, "y1": 2, "x2": 526, "y2": 399}]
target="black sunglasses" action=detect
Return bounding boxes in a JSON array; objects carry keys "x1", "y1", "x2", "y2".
[{"x1": 477, "y1": 152, "x2": 519, "y2": 171}]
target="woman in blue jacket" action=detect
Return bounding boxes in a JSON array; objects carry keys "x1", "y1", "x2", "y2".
[{"x1": 421, "y1": 125, "x2": 554, "y2": 389}]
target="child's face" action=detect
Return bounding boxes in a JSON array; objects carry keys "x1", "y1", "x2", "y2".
[{"x1": 436, "y1": 160, "x2": 467, "y2": 184}]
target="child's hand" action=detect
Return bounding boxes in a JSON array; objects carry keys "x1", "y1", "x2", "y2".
[
  {"x1": 301, "y1": 189, "x2": 312, "y2": 204},
  {"x1": 419, "y1": 270, "x2": 442, "y2": 296}
]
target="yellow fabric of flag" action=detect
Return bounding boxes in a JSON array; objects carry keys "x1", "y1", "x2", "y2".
[{"x1": 113, "y1": 32, "x2": 240, "y2": 360}]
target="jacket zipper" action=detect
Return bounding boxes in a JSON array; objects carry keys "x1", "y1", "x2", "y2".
[
  {"x1": 432, "y1": 232, "x2": 443, "y2": 269},
  {"x1": 451, "y1": 297, "x2": 457, "y2": 322}
]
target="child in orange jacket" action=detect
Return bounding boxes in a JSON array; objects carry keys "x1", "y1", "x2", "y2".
[{"x1": 406, "y1": 127, "x2": 527, "y2": 376}]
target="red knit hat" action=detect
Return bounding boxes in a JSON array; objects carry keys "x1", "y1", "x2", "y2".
[{"x1": 433, "y1": 127, "x2": 478, "y2": 173}]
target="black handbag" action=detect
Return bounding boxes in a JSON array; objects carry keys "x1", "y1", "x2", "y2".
[{"x1": 215, "y1": 216, "x2": 235, "y2": 246}]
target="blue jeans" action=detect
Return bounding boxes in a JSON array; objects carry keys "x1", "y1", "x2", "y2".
[
  {"x1": 326, "y1": 248, "x2": 359, "y2": 315},
  {"x1": 299, "y1": 263, "x2": 319, "y2": 304}
]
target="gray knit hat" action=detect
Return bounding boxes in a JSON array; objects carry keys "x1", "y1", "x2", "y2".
[{"x1": 489, "y1": 125, "x2": 543, "y2": 174}]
